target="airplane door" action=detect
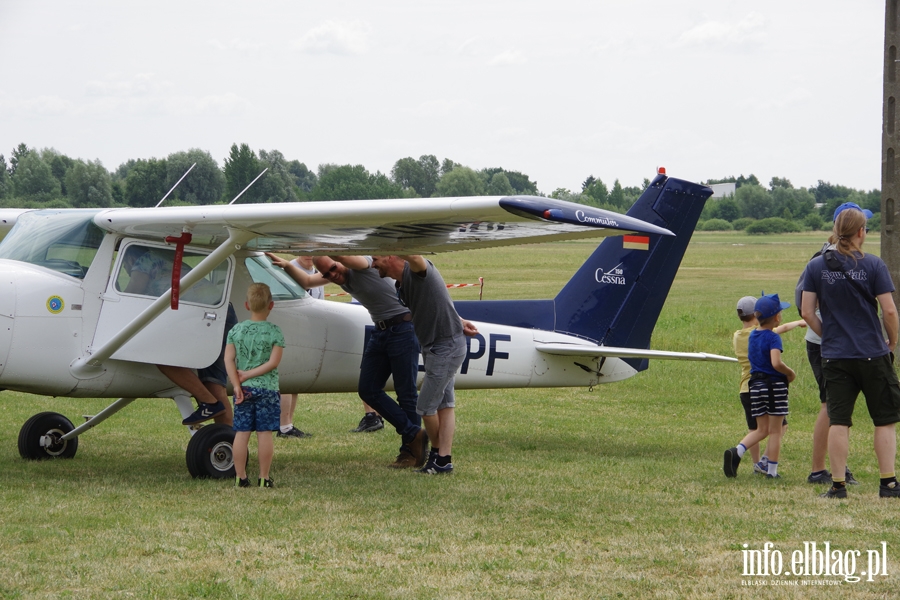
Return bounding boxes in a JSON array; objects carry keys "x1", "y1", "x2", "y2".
[
  {"x1": 0, "y1": 276, "x2": 13, "y2": 376},
  {"x1": 91, "y1": 241, "x2": 233, "y2": 368}
]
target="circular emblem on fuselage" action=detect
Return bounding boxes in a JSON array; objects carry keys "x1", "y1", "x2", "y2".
[{"x1": 47, "y1": 296, "x2": 64, "y2": 314}]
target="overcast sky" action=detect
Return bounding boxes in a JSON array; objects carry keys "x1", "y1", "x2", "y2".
[{"x1": 0, "y1": 1, "x2": 887, "y2": 194}]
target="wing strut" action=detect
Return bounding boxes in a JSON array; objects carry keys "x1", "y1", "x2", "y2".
[{"x1": 69, "y1": 227, "x2": 256, "y2": 379}]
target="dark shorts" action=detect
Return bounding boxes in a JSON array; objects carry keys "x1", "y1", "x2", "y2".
[
  {"x1": 823, "y1": 355, "x2": 900, "y2": 427},
  {"x1": 198, "y1": 303, "x2": 237, "y2": 386},
  {"x1": 740, "y1": 392, "x2": 787, "y2": 430},
  {"x1": 233, "y1": 388, "x2": 281, "y2": 432},
  {"x1": 749, "y1": 377, "x2": 789, "y2": 418}
]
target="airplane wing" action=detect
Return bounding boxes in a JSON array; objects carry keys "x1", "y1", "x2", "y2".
[
  {"x1": 86, "y1": 195, "x2": 674, "y2": 254},
  {"x1": 535, "y1": 342, "x2": 737, "y2": 363}
]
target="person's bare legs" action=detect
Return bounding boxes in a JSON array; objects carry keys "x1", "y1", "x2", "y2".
[
  {"x1": 233, "y1": 431, "x2": 251, "y2": 480},
  {"x1": 157, "y1": 365, "x2": 219, "y2": 405},
  {"x1": 765, "y1": 417, "x2": 784, "y2": 464},
  {"x1": 738, "y1": 416, "x2": 770, "y2": 451},
  {"x1": 205, "y1": 382, "x2": 233, "y2": 425},
  {"x1": 280, "y1": 394, "x2": 297, "y2": 428},
  {"x1": 812, "y1": 404, "x2": 830, "y2": 472},
  {"x1": 422, "y1": 413, "x2": 440, "y2": 451},
  {"x1": 258, "y1": 431, "x2": 274, "y2": 480},
  {"x1": 437, "y1": 407, "x2": 455, "y2": 457},
  {"x1": 874, "y1": 424, "x2": 898, "y2": 476},
  {"x1": 827, "y1": 424, "x2": 850, "y2": 482},
  {"x1": 748, "y1": 440, "x2": 761, "y2": 465}
]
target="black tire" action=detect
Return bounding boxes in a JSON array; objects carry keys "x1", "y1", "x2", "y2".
[
  {"x1": 185, "y1": 424, "x2": 235, "y2": 479},
  {"x1": 18, "y1": 412, "x2": 78, "y2": 460}
]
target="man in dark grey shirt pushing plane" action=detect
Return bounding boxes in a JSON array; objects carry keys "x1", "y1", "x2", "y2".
[
  {"x1": 267, "y1": 253, "x2": 429, "y2": 468},
  {"x1": 372, "y1": 255, "x2": 479, "y2": 474}
]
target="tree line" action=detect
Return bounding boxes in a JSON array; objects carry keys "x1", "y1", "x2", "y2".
[
  {"x1": 698, "y1": 175, "x2": 881, "y2": 233},
  {"x1": 0, "y1": 143, "x2": 882, "y2": 233}
]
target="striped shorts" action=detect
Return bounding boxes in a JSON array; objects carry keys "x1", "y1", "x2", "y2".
[{"x1": 749, "y1": 377, "x2": 789, "y2": 417}]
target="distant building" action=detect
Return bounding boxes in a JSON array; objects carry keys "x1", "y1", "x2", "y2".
[{"x1": 709, "y1": 183, "x2": 736, "y2": 198}]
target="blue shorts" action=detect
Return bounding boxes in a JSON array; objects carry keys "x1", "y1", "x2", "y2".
[
  {"x1": 233, "y1": 388, "x2": 281, "y2": 432},
  {"x1": 198, "y1": 303, "x2": 237, "y2": 386}
]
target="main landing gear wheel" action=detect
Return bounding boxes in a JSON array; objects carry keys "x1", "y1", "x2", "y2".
[
  {"x1": 186, "y1": 424, "x2": 236, "y2": 479},
  {"x1": 18, "y1": 412, "x2": 79, "y2": 460}
]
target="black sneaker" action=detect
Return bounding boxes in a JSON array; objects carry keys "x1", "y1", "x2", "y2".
[
  {"x1": 820, "y1": 485, "x2": 848, "y2": 499},
  {"x1": 807, "y1": 470, "x2": 832, "y2": 485},
  {"x1": 417, "y1": 459, "x2": 453, "y2": 474},
  {"x1": 845, "y1": 468, "x2": 860, "y2": 485},
  {"x1": 880, "y1": 481, "x2": 900, "y2": 498},
  {"x1": 723, "y1": 447, "x2": 741, "y2": 478},
  {"x1": 182, "y1": 401, "x2": 226, "y2": 425},
  {"x1": 765, "y1": 473, "x2": 781, "y2": 479},
  {"x1": 235, "y1": 476, "x2": 251, "y2": 488},
  {"x1": 277, "y1": 427, "x2": 312, "y2": 439},
  {"x1": 351, "y1": 413, "x2": 384, "y2": 433},
  {"x1": 258, "y1": 478, "x2": 274, "y2": 488}
]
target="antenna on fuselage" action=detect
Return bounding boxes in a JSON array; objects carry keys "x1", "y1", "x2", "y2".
[
  {"x1": 228, "y1": 168, "x2": 268, "y2": 205},
  {"x1": 154, "y1": 163, "x2": 196, "y2": 208}
]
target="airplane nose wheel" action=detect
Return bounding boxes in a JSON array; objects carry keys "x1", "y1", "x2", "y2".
[
  {"x1": 186, "y1": 423, "x2": 236, "y2": 479},
  {"x1": 18, "y1": 412, "x2": 79, "y2": 459}
]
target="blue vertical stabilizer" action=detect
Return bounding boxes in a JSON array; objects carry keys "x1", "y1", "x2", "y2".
[
  {"x1": 553, "y1": 174, "x2": 711, "y2": 368},
  {"x1": 455, "y1": 173, "x2": 712, "y2": 371}
]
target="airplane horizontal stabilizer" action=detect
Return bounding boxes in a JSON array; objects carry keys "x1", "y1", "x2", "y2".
[{"x1": 535, "y1": 342, "x2": 737, "y2": 363}]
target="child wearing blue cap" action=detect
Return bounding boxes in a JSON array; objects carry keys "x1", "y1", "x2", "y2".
[{"x1": 724, "y1": 293, "x2": 797, "y2": 479}]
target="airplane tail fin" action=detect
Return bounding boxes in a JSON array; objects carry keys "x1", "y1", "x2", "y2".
[{"x1": 553, "y1": 173, "x2": 711, "y2": 369}]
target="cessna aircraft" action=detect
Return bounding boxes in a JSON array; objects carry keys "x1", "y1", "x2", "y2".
[{"x1": 0, "y1": 169, "x2": 733, "y2": 478}]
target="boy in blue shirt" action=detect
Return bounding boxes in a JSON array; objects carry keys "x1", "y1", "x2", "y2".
[
  {"x1": 225, "y1": 283, "x2": 285, "y2": 488},
  {"x1": 724, "y1": 293, "x2": 797, "y2": 478}
]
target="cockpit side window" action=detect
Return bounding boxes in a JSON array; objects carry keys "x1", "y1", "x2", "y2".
[
  {"x1": 115, "y1": 243, "x2": 229, "y2": 306},
  {"x1": 0, "y1": 210, "x2": 104, "y2": 279},
  {"x1": 245, "y1": 255, "x2": 309, "y2": 300}
]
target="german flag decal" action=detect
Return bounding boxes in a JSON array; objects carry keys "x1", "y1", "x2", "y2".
[{"x1": 622, "y1": 235, "x2": 650, "y2": 250}]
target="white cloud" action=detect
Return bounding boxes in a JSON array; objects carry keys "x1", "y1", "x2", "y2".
[
  {"x1": 292, "y1": 20, "x2": 371, "y2": 55},
  {"x1": 412, "y1": 98, "x2": 475, "y2": 118},
  {"x1": 1, "y1": 94, "x2": 72, "y2": 116},
  {"x1": 165, "y1": 92, "x2": 253, "y2": 116},
  {"x1": 736, "y1": 87, "x2": 813, "y2": 112},
  {"x1": 487, "y1": 50, "x2": 526, "y2": 67},
  {"x1": 206, "y1": 37, "x2": 265, "y2": 52},
  {"x1": 675, "y1": 12, "x2": 767, "y2": 50},
  {"x1": 85, "y1": 73, "x2": 173, "y2": 98}
]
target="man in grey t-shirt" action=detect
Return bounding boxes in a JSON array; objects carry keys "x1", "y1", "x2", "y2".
[
  {"x1": 267, "y1": 253, "x2": 430, "y2": 468},
  {"x1": 372, "y1": 254, "x2": 479, "y2": 475}
]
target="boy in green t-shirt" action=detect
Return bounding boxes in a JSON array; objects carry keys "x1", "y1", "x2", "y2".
[{"x1": 225, "y1": 283, "x2": 285, "y2": 488}]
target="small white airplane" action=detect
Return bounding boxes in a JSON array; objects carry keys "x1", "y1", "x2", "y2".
[{"x1": 0, "y1": 168, "x2": 733, "y2": 478}]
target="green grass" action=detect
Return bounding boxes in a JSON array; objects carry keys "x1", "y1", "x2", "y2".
[{"x1": 1, "y1": 231, "x2": 898, "y2": 598}]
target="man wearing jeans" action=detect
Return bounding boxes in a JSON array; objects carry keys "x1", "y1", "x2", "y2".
[
  {"x1": 372, "y1": 255, "x2": 479, "y2": 474},
  {"x1": 267, "y1": 253, "x2": 429, "y2": 468}
]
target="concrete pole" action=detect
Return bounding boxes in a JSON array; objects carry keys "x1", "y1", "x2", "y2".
[{"x1": 883, "y1": 0, "x2": 900, "y2": 287}]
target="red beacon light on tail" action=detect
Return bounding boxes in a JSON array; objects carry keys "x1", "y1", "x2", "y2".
[{"x1": 657, "y1": 166, "x2": 666, "y2": 175}]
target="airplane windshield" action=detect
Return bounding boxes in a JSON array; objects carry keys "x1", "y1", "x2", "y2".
[
  {"x1": 245, "y1": 255, "x2": 310, "y2": 300},
  {"x1": 0, "y1": 210, "x2": 104, "y2": 279}
]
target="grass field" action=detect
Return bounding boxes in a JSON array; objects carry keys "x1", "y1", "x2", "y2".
[{"x1": 1, "y1": 231, "x2": 899, "y2": 598}]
